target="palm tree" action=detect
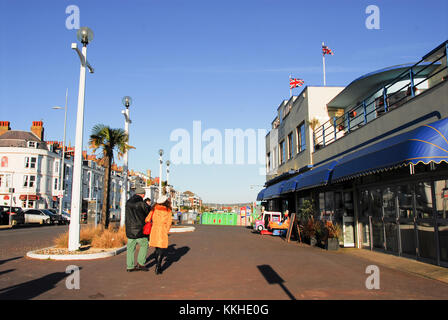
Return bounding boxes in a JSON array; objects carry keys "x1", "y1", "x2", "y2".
[{"x1": 89, "y1": 124, "x2": 132, "y2": 229}]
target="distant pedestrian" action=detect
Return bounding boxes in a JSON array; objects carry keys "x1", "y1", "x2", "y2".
[
  {"x1": 125, "y1": 187, "x2": 150, "y2": 272},
  {"x1": 146, "y1": 195, "x2": 172, "y2": 275},
  {"x1": 178, "y1": 211, "x2": 182, "y2": 225}
]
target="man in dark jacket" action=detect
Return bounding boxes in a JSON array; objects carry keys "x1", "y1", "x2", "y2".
[{"x1": 125, "y1": 187, "x2": 150, "y2": 272}]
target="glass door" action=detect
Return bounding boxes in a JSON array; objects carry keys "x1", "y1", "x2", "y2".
[{"x1": 383, "y1": 186, "x2": 399, "y2": 254}]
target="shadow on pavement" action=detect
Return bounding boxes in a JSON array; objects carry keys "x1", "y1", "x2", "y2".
[
  {"x1": 145, "y1": 244, "x2": 190, "y2": 272},
  {"x1": 0, "y1": 269, "x2": 77, "y2": 300},
  {"x1": 257, "y1": 264, "x2": 296, "y2": 300},
  {"x1": 0, "y1": 256, "x2": 22, "y2": 266},
  {"x1": 0, "y1": 269, "x2": 15, "y2": 276}
]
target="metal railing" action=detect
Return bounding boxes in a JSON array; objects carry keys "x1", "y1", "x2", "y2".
[{"x1": 313, "y1": 42, "x2": 448, "y2": 151}]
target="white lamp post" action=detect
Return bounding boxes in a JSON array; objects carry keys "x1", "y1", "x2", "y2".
[
  {"x1": 158, "y1": 149, "x2": 163, "y2": 199},
  {"x1": 52, "y1": 88, "x2": 69, "y2": 217},
  {"x1": 120, "y1": 96, "x2": 132, "y2": 227},
  {"x1": 166, "y1": 160, "x2": 170, "y2": 189},
  {"x1": 69, "y1": 27, "x2": 94, "y2": 252}
]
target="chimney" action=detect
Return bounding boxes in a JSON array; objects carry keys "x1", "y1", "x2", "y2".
[
  {"x1": 0, "y1": 121, "x2": 11, "y2": 136},
  {"x1": 31, "y1": 121, "x2": 44, "y2": 140}
]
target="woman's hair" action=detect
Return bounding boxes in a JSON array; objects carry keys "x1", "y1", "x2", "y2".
[{"x1": 158, "y1": 199, "x2": 172, "y2": 210}]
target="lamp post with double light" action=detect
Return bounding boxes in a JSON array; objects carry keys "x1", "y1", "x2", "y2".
[
  {"x1": 68, "y1": 27, "x2": 94, "y2": 252},
  {"x1": 120, "y1": 96, "x2": 132, "y2": 227},
  {"x1": 52, "y1": 88, "x2": 69, "y2": 217}
]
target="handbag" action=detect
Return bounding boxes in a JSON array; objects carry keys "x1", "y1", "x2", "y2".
[{"x1": 143, "y1": 211, "x2": 154, "y2": 235}]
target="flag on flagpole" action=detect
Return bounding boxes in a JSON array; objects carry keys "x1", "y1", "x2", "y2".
[
  {"x1": 322, "y1": 44, "x2": 334, "y2": 56},
  {"x1": 289, "y1": 78, "x2": 304, "y2": 89}
]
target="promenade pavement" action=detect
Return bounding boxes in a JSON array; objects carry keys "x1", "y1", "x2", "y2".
[{"x1": 1, "y1": 224, "x2": 448, "y2": 300}]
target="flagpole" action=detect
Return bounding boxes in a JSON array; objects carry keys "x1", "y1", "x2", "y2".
[
  {"x1": 289, "y1": 74, "x2": 292, "y2": 98},
  {"x1": 322, "y1": 42, "x2": 326, "y2": 86}
]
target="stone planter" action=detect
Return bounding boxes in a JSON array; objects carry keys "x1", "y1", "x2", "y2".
[{"x1": 325, "y1": 238, "x2": 339, "y2": 251}]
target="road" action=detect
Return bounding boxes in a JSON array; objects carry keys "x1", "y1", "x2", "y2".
[{"x1": 0, "y1": 225, "x2": 448, "y2": 300}]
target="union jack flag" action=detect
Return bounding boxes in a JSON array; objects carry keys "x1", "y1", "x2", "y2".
[
  {"x1": 289, "y1": 78, "x2": 304, "y2": 89},
  {"x1": 322, "y1": 44, "x2": 334, "y2": 56}
]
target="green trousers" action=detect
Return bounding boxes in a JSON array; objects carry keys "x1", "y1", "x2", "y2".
[{"x1": 126, "y1": 237, "x2": 149, "y2": 269}]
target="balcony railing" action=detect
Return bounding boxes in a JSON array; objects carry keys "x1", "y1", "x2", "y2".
[{"x1": 313, "y1": 42, "x2": 447, "y2": 151}]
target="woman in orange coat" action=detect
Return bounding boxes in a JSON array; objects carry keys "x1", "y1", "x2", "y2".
[{"x1": 145, "y1": 195, "x2": 172, "y2": 275}]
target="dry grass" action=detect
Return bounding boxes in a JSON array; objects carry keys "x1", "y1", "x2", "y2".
[
  {"x1": 53, "y1": 225, "x2": 127, "y2": 249},
  {"x1": 91, "y1": 226, "x2": 127, "y2": 248}
]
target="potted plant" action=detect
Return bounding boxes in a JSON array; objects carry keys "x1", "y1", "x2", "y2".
[
  {"x1": 323, "y1": 220, "x2": 341, "y2": 251},
  {"x1": 298, "y1": 200, "x2": 315, "y2": 244}
]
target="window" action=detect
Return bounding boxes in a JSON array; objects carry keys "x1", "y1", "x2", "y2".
[
  {"x1": 435, "y1": 180, "x2": 448, "y2": 219},
  {"x1": 54, "y1": 160, "x2": 60, "y2": 174},
  {"x1": 54, "y1": 178, "x2": 59, "y2": 190},
  {"x1": 0, "y1": 174, "x2": 11, "y2": 188},
  {"x1": 416, "y1": 182, "x2": 433, "y2": 219},
  {"x1": 24, "y1": 157, "x2": 37, "y2": 169},
  {"x1": 23, "y1": 175, "x2": 36, "y2": 188},
  {"x1": 287, "y1": 132, "x2": 293, "y2": 160},
  {"x1": 296, "y1": 122, "x2": 306, "y2": 153},
  {"x1": 27, "y1": 141, "x2": 37, "y2": 148},
  {"x1": 266, "y1": 152, "x2": 271, "y2": 172},
  {"x1": 279, "y1": 140, "x2": 286, "y2": 164}
]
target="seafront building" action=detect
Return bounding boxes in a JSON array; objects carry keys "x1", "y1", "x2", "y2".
[
  {"x1": 258, "y1": 40, "x2": 448, "y2": 267},
  {"x1": 0, "y1": 121, "x2": 125, "y2": 219}
]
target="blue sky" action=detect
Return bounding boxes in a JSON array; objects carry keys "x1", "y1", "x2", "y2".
[{"x1": 0, "y1": 0, "x2": 447, "y2": 203}]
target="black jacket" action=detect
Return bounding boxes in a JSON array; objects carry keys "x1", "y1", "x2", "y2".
[{"x1": 125, "y1": 194, "x2": 151, "y2": 239}]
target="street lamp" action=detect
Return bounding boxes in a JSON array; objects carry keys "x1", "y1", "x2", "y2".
[
  {"x1": 52, "y1": 88, "x2": 69, "y2": 217},
  {"x1": 69, "y1": 26, "x2": 94, "y2": 252},
  {"x1": 166, "y1": 160, "x2": 171, "y2": 204},
  {"x1": 120, "y1": 96, "x2": 132, "y2": 227},
  {"x1": 158, "y1": 149, "x2": 163, "y2": 198}
]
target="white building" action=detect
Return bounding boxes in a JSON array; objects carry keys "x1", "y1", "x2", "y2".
[{"x1": 0, "y1": 121, "x2": 125, "y2": 217}]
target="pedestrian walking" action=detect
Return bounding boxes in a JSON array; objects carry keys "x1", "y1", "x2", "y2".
[
  {"x1": 125, "y1": 187, "x2": 151, "y2": 272},
  {"x1": 178, "y1": 211, "x2": 182, "y2": 225},
  {"x1": 146, "y1": 195, "x2": 172, "y2": 275}
]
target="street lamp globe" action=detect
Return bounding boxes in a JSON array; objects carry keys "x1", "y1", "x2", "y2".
[
  {"x1": 166, "y1": 160, "x2": 170, "y2": 167},
  {"x1": 159, "y1": 149, "x2": 164, "y2": 157},
  {"x1": 77, "y1": 27, "x2": 94, "y2": 45},
  {"x1": 122, "y1": 96, "x2": 132, "y2": 108}
]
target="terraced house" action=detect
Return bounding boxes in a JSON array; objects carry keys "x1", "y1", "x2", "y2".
[
  {"x1": 0, "y1": 121, "x2": 126, "y2": 220},
  {"x1": 258, "y1": 40, "x2": 448, "y2": 267}
]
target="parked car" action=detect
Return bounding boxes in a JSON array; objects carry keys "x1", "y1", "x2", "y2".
[
  {"x1": 42, "y1": 209, "x2": 64, "y2": 225},
  {"x1": 23, "y1": 209, "x2": 52, "y2": 225},
  {"x1": 47, "y1": 209, "x2": 69, "y2": 225},
  {"x1": 0, "y1": 206, "x2": 25, "y2": 226},
  {"x1": 61, "y1": 211, "x2": 70, "y2": 222}
]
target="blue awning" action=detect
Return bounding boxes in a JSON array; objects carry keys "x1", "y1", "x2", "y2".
[
  {"x1": 295, "y1": 160, "x2": 339, "y2": 191},
  {"x1": 281, "y1": 175, "x2": 300, "y2": 194},
  {"x1": 332, "y1": 117, "x2": 448, "y2": 181},
  {"x1": 263, "y1": 181, "x2": 285, "y2": 199},
  {"x1": 256, "y1": 189, "x2": 266, "y2": 201}
]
